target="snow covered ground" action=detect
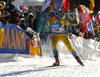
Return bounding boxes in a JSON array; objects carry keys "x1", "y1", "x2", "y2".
[
  {"x1": 0, "y1": 53, "x2": 100, "y2": 77},
  {"x1": 0, "y1": 35, "x2": 100, "y2": 77}
]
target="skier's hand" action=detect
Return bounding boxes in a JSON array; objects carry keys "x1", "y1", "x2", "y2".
[
  {"x1": 68, "y1": 33, "x2": 72, "y2": 39},
  {"x1": 49, "y1": 33, "x2": 53, "y2": 39}
]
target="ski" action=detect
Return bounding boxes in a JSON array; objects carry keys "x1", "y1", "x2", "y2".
[{"x1": 47, "y1": 65, "x2": 65, "y2": 67}]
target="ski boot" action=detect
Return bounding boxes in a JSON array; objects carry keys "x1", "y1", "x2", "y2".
[
  {"x1": 75, "y1": 56, "x2": 84, "y2": 66},
  {"x1": 72, "y1": 51, "x2": 84, "y2": 66},
  {"x1": 53, "y1": 57, "x2": 60, "y2": 66}
]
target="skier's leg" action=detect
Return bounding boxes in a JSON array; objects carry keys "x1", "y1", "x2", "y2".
[
  {"x1": 39, "y1": 32, "x2": 47, "y2": 56},
  {"x1": 52, "y1": 34, "x2": 60, "y2": 65},
  {"x1": 60, "y1": 34, "x2": 84, "y2": 66},
  {"x1": 39, "y1": 33, "x2": 44, "y2": 56}
]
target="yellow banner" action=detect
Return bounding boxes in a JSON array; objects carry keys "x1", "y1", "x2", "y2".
[
  {"x1": 28, "y1": 39, "x2": 40, "y2": 56},
  {"x1": 89, "y1": 0, "x2": 95, "y2": 13}
]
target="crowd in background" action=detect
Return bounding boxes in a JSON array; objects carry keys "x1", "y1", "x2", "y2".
[{"x1": 0, "y1": 1, "x2": 100, "y2": 42}]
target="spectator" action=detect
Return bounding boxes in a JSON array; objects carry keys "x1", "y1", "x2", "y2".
[
  {"x1": 20, "y1": 18, "x2": 26, "y2": 29},
  {"x1": 9, "y1": 6, "x2": 21, "y2": 25},
  {"x1": 82, "y1": 31, "x2": 88, "y2": 39},
  {"x1": 19, "y1": 10, "x2": 24, "y2": 19},
  {"x1": 28, "y1": 14, "x2": 34, "y2": 30},
  {"x1": 4, "y1": 11, "x2": 10, "y2": 22},
  {"x1": 14, "y1": 6, "x2": 21, "y2": 16},
  {"x1": 24, "y1": 12, "x2": 29, "y2": 28},
  {"x1": 95, "y1": 11, "x2": 100, "y2": 41},
  {"x1": 9, "y1": 11, "x2": 20, "y2": 25},
  {"x1": 33, "y1": 17, "x2": 38, "y2": 31},
  {"x1": 72, "y1": 25, "x2": 80, "y2": 36}
]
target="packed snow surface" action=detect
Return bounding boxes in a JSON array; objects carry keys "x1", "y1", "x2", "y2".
[{"x1": 0, "y1": 53, "x2": 100, "y2": 77}]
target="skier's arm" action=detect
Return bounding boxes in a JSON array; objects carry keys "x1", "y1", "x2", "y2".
[
  {"x1": 60, "y1": 19, "x2": 70, "y2": 26},
  {"x1": 59, "y1": 19, "x2": 72, "y2": 37},
  {"x1": 47, "y1": 20, "x2": 52, "y2": 32},
  {"x1": 47, "y1": 20, "x2": 50, "y2": 27}
]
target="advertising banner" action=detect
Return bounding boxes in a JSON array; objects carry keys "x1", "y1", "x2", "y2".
[{"x1": 0, "y1": 22, "x2": 31, "y2": 54}]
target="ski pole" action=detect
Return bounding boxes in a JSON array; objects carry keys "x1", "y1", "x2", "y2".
[
  {"x1": 59, "y1": 56, "x2": 63, "y2": 64},
  {"x1": 70, "y1": 38, "x2": 86, "y2": 63}
]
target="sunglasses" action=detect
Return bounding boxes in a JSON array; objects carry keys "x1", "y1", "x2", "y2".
[{"x1": 49, "y1": 16, "x2": 55, "y2": 19}]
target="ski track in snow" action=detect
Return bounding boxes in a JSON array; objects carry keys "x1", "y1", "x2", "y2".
[{"x1": 0, "y1": 55, "x2": 100, "y2": 77}]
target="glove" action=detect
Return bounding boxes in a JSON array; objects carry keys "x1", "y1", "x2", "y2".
[
  {"x1": 68, "y1": 33, "x2": 72, "y2": 39},
  {"x1": 49, "y1": 33, "x2": 53, "y2": 39}
]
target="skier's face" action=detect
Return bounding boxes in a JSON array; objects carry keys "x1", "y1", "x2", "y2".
[{"x1": 49, "y1": 15, "x2": 56, "y2": 22}]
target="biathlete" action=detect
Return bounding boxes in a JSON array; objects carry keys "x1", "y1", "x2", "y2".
[{"x1": 47, "y1": 11, "x2": 84, "y2": 66}]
